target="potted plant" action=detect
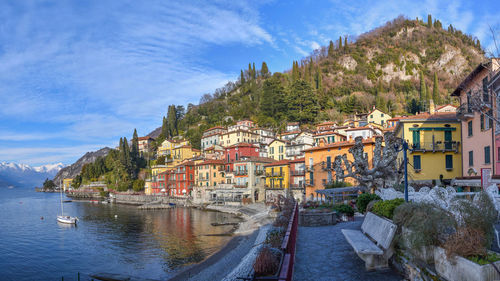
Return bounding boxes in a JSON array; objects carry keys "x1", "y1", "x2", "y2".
[
  {"x1": 333, "y1": 204, "x2": 354, "y2": 221},
  {"x1": 253, "y1": 246, "x2": 284, "y2": 280}
]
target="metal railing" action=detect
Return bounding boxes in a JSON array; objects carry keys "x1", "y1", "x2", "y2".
[
  {"x1": 290, "y1": 170, "x2": 305, "y2": 176},
  {"x1": 456, "y1": 104, "x2": 474, "y2": 120},
  {"x1": 410, "y1": 141, "x2": 460, "y2": 153}
]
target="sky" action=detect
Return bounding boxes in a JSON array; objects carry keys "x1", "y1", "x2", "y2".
[{"x1": 0, "y1": 0, "x2": 499, "y2": 166}]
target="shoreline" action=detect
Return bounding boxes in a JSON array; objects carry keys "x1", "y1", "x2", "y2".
[{"x1": 169, "y1": 203, "x2": 272, "y2": 281}]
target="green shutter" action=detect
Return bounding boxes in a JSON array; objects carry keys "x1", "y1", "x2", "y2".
[{"x1": 445, "y1": 155, "x2": 453, "y2": 169}]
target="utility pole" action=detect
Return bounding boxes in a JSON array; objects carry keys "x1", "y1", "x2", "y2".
[{"x1": 403, "y1": 140, "x2": 409, "y2": 202}]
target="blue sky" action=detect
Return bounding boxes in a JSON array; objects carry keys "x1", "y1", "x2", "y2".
[{"x1": 0, "y1": 0, "x2": 499, "y2": 166}]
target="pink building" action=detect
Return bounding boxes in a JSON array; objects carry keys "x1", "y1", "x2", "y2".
[
  {"x1": 452, "y1": 59, "x2": 500, "y2": 178},
  {"x1": 490, "y1": 70, "x2": 500, "y2": 173}
]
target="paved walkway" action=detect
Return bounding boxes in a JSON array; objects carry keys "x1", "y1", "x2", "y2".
[{"x1": 293, "y1": 217, "x2": 403, "y2": 281}]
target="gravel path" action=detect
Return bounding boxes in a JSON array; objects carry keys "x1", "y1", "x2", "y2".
[{"x1": 293, "y1": 217, "x2": 403, "y2": 281}]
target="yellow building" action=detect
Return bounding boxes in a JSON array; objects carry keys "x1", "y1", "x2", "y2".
[
  {"x1": 144, "y1": 180, "x2": 153, "y2": 195},
  {"x1": 265, "y1": 160, "x2": 290, "y2": 188},
  {"x1": 151, "y1": 165, "x2": 168, "y2": 177},
  {"x1": 394, "y1": 112, "x2": 462, "y2": 182},
  {"x1": 158, "y1": 139, "x2": 189, "y2": 157},
  {"x1": 268, "y1": 139, "x2": 290, "y2": 161},
  {"x1": 195, "y1": 159, "x2": 226, "y2": 187},
  {"x1": 171, "y1": 145, "x2": 201, "y2": 167},
  {"x1": 219, "y1": 129, "x2": 259, "y2": 147},
  {"x1": 367, "y1": 108, "x2": 392, "y2": 127},
  {"x1": 62, "y1": 178, "x2": 73, "y2": 191}
]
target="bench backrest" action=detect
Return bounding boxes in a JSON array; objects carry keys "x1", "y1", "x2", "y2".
[{"x1": 361, "y1": 212, "x2": 397, "y2": 249}]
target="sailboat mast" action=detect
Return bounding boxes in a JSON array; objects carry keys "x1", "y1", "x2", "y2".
[{"x1": 60, "y1": 180, "x2": 64, "y2": 216}]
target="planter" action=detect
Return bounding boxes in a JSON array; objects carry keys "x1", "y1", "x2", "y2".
[
  {"x1": 340, "y1": 214, "x2": 354, "y2": 222},
  {"x1": 253, "y1": 250, "x2": 284, "y2": 281},
  {"x1": 400, "y1": 227, "x2": 435, "y2": 264},
  {"x1": 434, "y1": 247, "x2": 500, "y2": 281},
  {"x1": 298, "y1": 211, "x2": 337, "y2": 226}
]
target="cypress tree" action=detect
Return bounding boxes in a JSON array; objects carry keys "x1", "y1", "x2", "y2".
[
  {"x1": 419, "y1": 71, "x2": 426, "y2": 104},
  {"x1": 252, "y1": 62, "x2": 256, "y2": 79},
  {"x1": 240, "y1": 70, "x2": 246, "y2": 84},
  {"x1": 433, "y1": 73, "x2": 440, "y2": 104},
  {"x1": 328, "y1": 40, "x2": 334, "y2": 57},
  {"x1": 261, "y1": 62, "x2": 269, "y2": 77},
  {"x1": 427, "y1": 14, "x2": 432, "y2": 28},
  {"x1": 131, "y1": 129, "x2": 139, "y2": 160},
  {"x1": 161, "y1": 116, "x2": 168, "y2": 139},
  {"x1": 248, "y1": 63, "x2": 252, "y2": 78},
  {"x1": 344, "y1": 36, "x2": 348, "y2": 51},
  {"x1": 315, "y1": 65, "x2": 323, "y2": 90},
  {"x1": 338, "y1": 36, "x2": 342, "y2": 49}
]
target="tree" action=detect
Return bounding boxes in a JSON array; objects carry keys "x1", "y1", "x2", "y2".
[
  {"x1": 433, "y1": 73, "x2": 440, "y2": 104},
  {"x1": 427, "y1": 14, "x2": 432, "y2": 28},
  {"x1": 167, "y1": 105, "x2": 178, "y2": 136},
  {"x1": 132, "y1": 179, "x2": 145, "y2": 192},
  {"x1": 339, "y1": 36, "x2": 342, "y2": 49},
  {"x1": 240, "y1": 70, "x2": 246, "y2": 84},
  {"x1": 292, "y1": 61, "x2": 300, "y2": 81},
  {"x1": 260, "y1": 76, "x2": 287, "y2": 124},
  {"x1": 344, "y1": 36, "x2": 348, "y2": 51},
  {"x1": 419, "y1": 71, "x2": 427, "y2": 107},
  {"x1": 333, "y1": 133, "x2": 402, "y2": 191},
  {"x1": 252, "y1": 62, "x2": 256, "y2": 79},
  {"x1": 160, "y1": 116, "x2": 169, "y2": 139},
  {"x1": 328, "y1": 40, "x2": 335, "y2": 57},
  {"x1": 261, "y1": 62, "x2": 269, "y2": 78},
  {"x1": 43, "y1": 178, "x2": 56, "y2": 190},
  {"x1": 287, "y1": 79, "x2": 319, "y2": 123}
]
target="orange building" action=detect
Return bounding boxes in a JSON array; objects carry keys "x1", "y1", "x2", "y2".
[{"x1": 303, "y1": 138, "x2": 376, "y2": 201}]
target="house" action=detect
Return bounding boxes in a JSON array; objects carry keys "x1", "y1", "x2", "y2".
[
  {"x1": 203, "y1": 145, "x2": 225, "y2": 160},
  {"x1": 138, "y1": 136, "x2": 155, "y2": 155},
  {"x1": 228, "y1": 120, "x2": 255, "y2": 132},
  {"x1": 265, "y1": 160, "x2": 290, "y2": 189},
  {"x1": 289, "y1": 157, "x2": 305, "y2": 190},
  {"x1": 232, "y1": 156, "x2": 274, "y2": 202},
  {"x1": 344, "y1": 126, "x2": 382, "y2": 140},
  {"x1": 313, "y1": 131, "x2": 347, "y2": 146},
  {"x1": 224, "y1": 142, "x2": 260, "y2": 176},
  {"x1": 315, "y1": 121, "x2": 337, "y2": 132},
  {"x1": 436, "y1": 104, "x2": 457, "y2": 113},
  {"x1": 490, "y1": 69, "x2": 500, "y2": 175},
  {"x1": 157, "y1": 138, "x2": 188, "y2": 158},
  {"x1": 195, "y1": 159, "x2": 225, "y2": 187},
  {"x1": 251, "y1": 127, "x2": 275, "y2": 145},
  {"x1": 201, "y1": 126, "x2": 227, "y2": 151},
  {"x1": 171, "y1": 145, "x2": 201, "y2": 167},
  {"x1": 172, "y1": 161, "x2": 196, "y2": 197},
  {"x1": 451, "y1": 59, "x2": 499, "y2": 181},
  {"x1": 394, "y1": 111, "x2": 462, "y2": 184},
  {"x1": 286, "y1": 122, "x2": 300, "y2": 132},
  {"x1": 386, "y1": 117, "x2": 401, "y2": 130},
  {"x1": 367, "y1": 108, "x2": 392, "y2": 127},
  {"x1": 303, "y1": 139, "x2": 377, "y2": 201},
  {"x1": 62, "y1": 178, "x2": 73, "y2": 191},
  {"x1": 286, "y1": 131, "x2": 314, "y2": 159},
  {"x1": 268, "y1": 139, "x2": 290, "y2": 161},
  {"x1": 219, "y1": 129, "x2": 260, "y2": 147}
]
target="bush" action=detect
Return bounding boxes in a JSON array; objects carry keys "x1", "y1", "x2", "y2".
[
  {"x1": 132, "y1": 179, "x2": 145, "y2": 192},
  {"x1": 333, "y1": 204, "x2": 354, "y2": 216},
  {"x1": 393, "y1": 202, "x2": 456, "y2": 251},
  {"x1": 265, "y1": 228, "x2": 285, "y2": 248},
  {"x1": 253, "y1": 247, "x2": 281, "y2": 276},
  {"x1": 325, "y1": 181, "x2": 352, "y2": 189},
  {"x1": 372, "y1": 198, "x2": 405, "y2": 219},
  {"x1": 356, "y1": 193, "x2": 381, "y2": 213},
  {"x1": 443, "y1": 227, "x2": 487, "y2": 259}
]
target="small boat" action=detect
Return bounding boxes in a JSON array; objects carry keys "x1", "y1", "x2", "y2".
[
  {"x1": 168, "y1": 203, "x2": 176, "y2": 206},
  {"x1": 57, "y1": 181, "x2": 77, "y2": 225}
]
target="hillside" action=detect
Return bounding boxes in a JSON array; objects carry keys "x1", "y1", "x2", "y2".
[{"x1": 53, "y1": 147, "x2": 111, "y2": 184}]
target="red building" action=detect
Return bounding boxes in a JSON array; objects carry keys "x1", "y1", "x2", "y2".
[
  {"x1": 289, "y1": 158, "x2": 305, "y2": 188},
  {"x1": 224, "y1": 143, "x2": 260, "y2": 172},
  {"x1": 173, "y1": 161, "x2": 196, "y2": 196}
]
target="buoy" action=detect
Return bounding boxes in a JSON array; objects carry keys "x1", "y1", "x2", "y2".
[{"x1": 114, "y1": 215, "x2": 118, "y2": 218}]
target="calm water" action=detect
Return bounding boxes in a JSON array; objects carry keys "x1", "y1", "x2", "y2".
[{"x1": 0, "y1": 186, "x2": 237, "y2": 280}]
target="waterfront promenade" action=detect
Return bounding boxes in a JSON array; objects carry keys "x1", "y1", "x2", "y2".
[{"x1": 293, "y1": 217, "x2": 402, "y2": 281}]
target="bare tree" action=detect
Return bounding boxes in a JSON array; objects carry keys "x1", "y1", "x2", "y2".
[{"x1": 332, "y1": 133, "x2": 402, "y2": 191}]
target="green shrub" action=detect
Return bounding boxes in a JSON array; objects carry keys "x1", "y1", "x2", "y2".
[
  {"x1": 324, "y1": 181, "x2": 352, "y2": 189},
  {"x1": 393, "y1": 202, "x2": 456, "y2": 251},
  {"x1": 372, "y1": 198, "x2": 405, "y2": 219},
  {"x1": 333, "y1": 204, "x2": 354, "y2": 216},
  {"x1": 356, "y1": 193, "x2": 381, "y2": 213}
]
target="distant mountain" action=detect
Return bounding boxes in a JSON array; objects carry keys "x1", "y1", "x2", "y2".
[
  {"x1": 146, "y1": 126, "x2": 162, "y2": 138},
  {"x1": 53, "y1": 147, "x2": 111, "y2": 184},
  {"x1": 0, "y1": 162, "x2": 65, "y2": 188}
]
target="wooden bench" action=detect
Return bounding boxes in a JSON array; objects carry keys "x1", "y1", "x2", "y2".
[{"x1": 341, "y1": 212, "x2": 397, "y2": 270}]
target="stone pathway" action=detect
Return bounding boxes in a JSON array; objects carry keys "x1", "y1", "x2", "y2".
[{"x1": 293, "y1": 217, "x2": 403, "y2": 281}]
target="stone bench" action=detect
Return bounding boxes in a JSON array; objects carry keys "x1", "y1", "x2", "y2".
[{"x1": 341, "y1": 212, "x2": 397, "y2": 270}]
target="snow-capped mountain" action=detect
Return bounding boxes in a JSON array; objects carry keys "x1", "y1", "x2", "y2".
[{"x1": 0, "y1": 162, "x2": 65, "y2": 188}]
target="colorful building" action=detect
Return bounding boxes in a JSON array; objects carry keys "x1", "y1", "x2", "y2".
[
  {"x1": 268, "y1": 139, "x2": 289, "y2": 161},
  {"x1": 313, "y1": 131, "x2": 347, "y2": 146},
  {"x1": 344, "y1": 126, "x2": 382, "y2": 140},
  {"x1": 224, "y1": 142, "x2": 260, "y2": 173},
  {"x1": 265, "y1": 160, "x2": 290, "y2": 189},
  {"x1": 303, "y1": 139, "x2": 377, "y2": 201},
  {"x1": 172, "y1": 161, "x2": 195, "y2": 197},
  {"x1": 171, "y1": 145, "x2": 201, "y2": 167},
  {"x1": 395, "y1": 112, "x2": 462, "y2": 183},
  {"x1": 286, "y1": 132, "x2": 314, "y2": 159},
  {"x1": 452, "y1": 59, "x2": 499, "y2": 178},
  {"x1": 367, "y1": 108, "x2": 392, "y2": 127},
  {"x1": 138, "y1": 136, "x2": 155, "y2": 155},
  {"x1": 289, "y1": 158, "x2": 305, "y2": 188},
  {"x1": 195, "y1": 159, "x2": 225, "y2": 187},
  {"x1": 219, "y1": 129, "x2": 259, "y2": 147},
  {"x1": 201, "y1": 126, "x2": 227, "y2": 151},
  {"x1": 62, "y1": 178, "x2": 73, "y2": 191},
  {"x1": 490, "y1": 70, "x2": 500, "y2": 174},
  {"x1": 315, "y1": 121, "x2": 337, "y2": 132}
]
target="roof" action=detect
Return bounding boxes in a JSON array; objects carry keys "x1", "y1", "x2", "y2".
[
  {"x1": 221, "y1": 129, "x2": 259, "y2": 136},
  {"x1": 264, "y1": 159, "x2": 290, "y2": 167},
  {"x1": 233, "y1": 156, "x2": 275, "y2": 163},
  {"x1": 226, "y1": 142, "x2": 258, "y2": 149},
  {"x1": 287, "y1": 122, "x2": 299, "y2": 125},
  {"x1": 397, "y1": 112, "x2": 458, "y2": 122},
  {"x1": 138, "y1": 136, "x2": 154, "y2": 141},
  {"x1": 344, "y1": 126, "x2": 380, "y2": 132},
  {"x1": 289, "y1": 157, "x2": 305, "y2": 163},
  {"x1": 197, "y1": 159, "x2": 225, "y2": 165},
  {"x1": 206, "y1": 126, "x2": 226, "y2": 131},
  {"x1": 269, "y1": 138, "x2": 290, "y2": 145},
  {"x1": 304, "y1": 138, "x2": 376, "y2": 152},
  {"x1": 314, "y1": 131, "x2": 346, "y2": 137},
  {"x1": 451, "y1": 61, "x2": 491, "y2": 96},
  {"x1": 280, "y1": 130, "x2": 301, "y2": 135},
  {"x1": 436, "y1": 104, "x2": 457, "y2": 110},
  {"x1": 387, "y1": 117, "x2": 402, "y2": 121},
  {"x1": 367, "y1": 108, "x2": 390, "y2": 116}
]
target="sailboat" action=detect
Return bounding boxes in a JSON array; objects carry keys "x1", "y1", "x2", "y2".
[{"x1": 57, "y1": 181, "x2": 77, "y2": 224}]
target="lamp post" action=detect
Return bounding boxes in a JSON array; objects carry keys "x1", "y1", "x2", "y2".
[{"x1": 395, "y1": 140, "x2": 409, "y2": 202}]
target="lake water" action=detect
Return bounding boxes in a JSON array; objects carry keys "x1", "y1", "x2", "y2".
[{"x1": 0, "y1": 186, "x2": 237, "y2": 280}]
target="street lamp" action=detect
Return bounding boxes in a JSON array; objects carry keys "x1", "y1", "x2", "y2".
[{"x1": 394, "y1": 140, "x2": 409, "y2": 202}]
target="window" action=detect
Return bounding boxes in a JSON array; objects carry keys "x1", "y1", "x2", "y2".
[
  {"x1": 445, "y1": 155, "x2": 453, "y2": 170},
  {"x1": 481, "y1": 114, "x2": 485, "y2": 130},
  {"x1": 468, "y1": 121, "x2": 473, "y2": 136},
  {"x1": 498, "y1": 148, "x2": 500, "y2": 163},
  {"x1": 309, "y1": 158, "x2": 313, "y2": 169},
  {"x1": 413, "y1": 155, "x2": 421, "y2": 171},
  {"x1": 326, "y1": 156, "x2": 331, "y2": 169},
  {"x1": 381, "y1": 113, "x2": 384, "y2": 117},
  {"x1": 483, "y1": 77, "x2": 489, "y2": 103},
  {"x1": 485, "y1": 146, "x2": 491, "y2": 164},
  {"x1": 469, "y1": 151, "x2": 474, "y2": 166}
]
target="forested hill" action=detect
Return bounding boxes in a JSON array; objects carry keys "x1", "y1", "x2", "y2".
[{"x1": 154, "y1": 15, "x2": 485, "y2": 149}]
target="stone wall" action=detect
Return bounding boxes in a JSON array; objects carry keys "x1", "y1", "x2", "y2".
[{"x1": 299, "y1": 211, "x2": 337, "y2": 226}]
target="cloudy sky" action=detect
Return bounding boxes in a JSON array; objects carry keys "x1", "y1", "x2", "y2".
[{"x1": 0, "y1": 0, "x2": 498, "y2": 166}]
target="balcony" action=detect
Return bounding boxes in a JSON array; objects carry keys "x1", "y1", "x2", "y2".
[
  {"x1": 290, "y1": 170, "x2": 305, "y2": 176},
  {"x1": 234, "y1": 170, "x2": 248, "y2": 176},
  {"x1": 305, "y1": 179, "x2": 315, "y2": 186},
  {"x1": 456, "y1": 104, "x2": 474, "y2": 120},
  {"x1": 290, "y1": 183, "x2": 304, "y2": 189},
  {"x1": 321, "y1": 162, "x2": 333, "y2": 171},
  {"x1": 254, "y1": 170, "x2": 264, "y2": 176},
  {"x1": 410, "y1": 141, "x2": 460, "y2": 153}
]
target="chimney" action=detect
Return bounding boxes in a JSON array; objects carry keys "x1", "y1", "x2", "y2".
[{"x1": 429, "y1": 99, "x2": 435, "y2": 114}]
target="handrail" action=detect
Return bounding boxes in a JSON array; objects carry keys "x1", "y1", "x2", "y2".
[{"x1": 278, "y1": 203, "x2": 298, "y2": 281}]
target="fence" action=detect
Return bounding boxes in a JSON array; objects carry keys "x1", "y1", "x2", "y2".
[{"x1": 278, "y1": 202, "x2": 299, "y2": 281}]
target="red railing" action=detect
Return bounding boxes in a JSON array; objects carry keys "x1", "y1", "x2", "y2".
[{"x1": 278, "y1": 203, "x2": 299, "y2": 281}]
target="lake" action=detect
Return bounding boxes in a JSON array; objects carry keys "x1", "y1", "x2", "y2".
[{"x1": 0, "y1": 186, "x2": 237, "y2": 280}]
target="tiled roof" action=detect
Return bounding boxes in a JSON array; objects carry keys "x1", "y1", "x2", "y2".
[
  {"x1": 344, "y1": 126, "x2": 379, "y2": 132},
  {"x1": 451, "y1": 61, "x2": 490, "y2": 96},
  {"x1": 197, "y1": 159, "x2": 225, "y2": 165},
  {"x1": 264, "y1": 159, "x2": 290, "y2": 167},
  {"x1": 138, "y1": 136, "x2": 154, "y2": 141},
  {"x1": 227, "y1": 142, "x2": 258, "y2": 148},
  {"x1": 435, "y1": 104, "x2": 457, "y2": 110},
  {"x1": 289, "y1": 157, "x2": 305, "y2": 163},
  {"x1": 397, "y1": 112, "x2": 458, "y2": 121}
]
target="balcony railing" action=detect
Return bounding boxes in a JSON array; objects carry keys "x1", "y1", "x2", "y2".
[
  {"x1": 410, "y1": 141, "x2": 460, "y2": 153},
  {"x1": 254, "y1": 170, "x2": 264, "y2": 176},
  {"x1": 290, "y1": 170, "x2": 305, "y2": 176},
  {"x1": 290, "y1": 183, "x2": 304, "y2": 189},
  {"x1": 234, "y1": 170, "x2": 248, "y2": 176},
  {"x1": 456, "y1": 104, "x2": 474, "y2": 120}
]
